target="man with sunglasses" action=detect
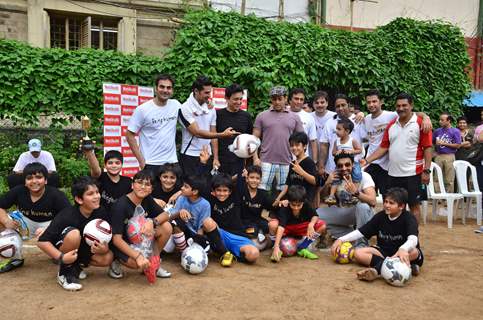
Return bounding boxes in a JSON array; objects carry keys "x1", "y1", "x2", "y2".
[{"x1": 317, "y1": 152, "x2": 376, "y2": 247}]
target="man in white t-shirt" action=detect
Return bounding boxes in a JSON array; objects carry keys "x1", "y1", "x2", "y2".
[
  {"x1": 127, "y1": 74, "x2": 181, "y2": 173},
  {"x1": 178, "y1": 75, "x2": 239, "y2": 176},
  {"x1": 10, "y1": 139, "x2": 59, "y2": 188},
  {"x1": 317, "y1": 153, "x2": 376, "y2": 246},
  {"x1": 362, "y1": 90, "x2": 432, "y2": 196},
  {"x1": 288, "y1": 88, "x2": 318, "y2": 162},
  {"x1": 13, "y1": 139, "x2": 56, "y2": 173},
  {"x1": 319, "y1": 94, "x2": 365, "y2": 174},
  {"x1": 312, "y1": 91, "x2": 336, "y2": 173}
]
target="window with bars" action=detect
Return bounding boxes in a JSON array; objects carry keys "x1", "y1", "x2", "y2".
[{"x1": 49, "y1": 13, "x2": 118, "y2": 51}]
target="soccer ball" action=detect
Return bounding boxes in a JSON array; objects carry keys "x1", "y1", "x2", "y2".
[
  {"x1": 381, "y1": 257, "x2": 412, "y2": 287},
  {"x1": 181, "y1": 239, "x2": 208, "y2": 274},
  {"x1": 83, "y1": 219, "x2": 112, "y2": 246},
  {"x1": 126, "y1": 214, "x2": 149, "y2": 244},
  {"x1": 280, "y1": 237, "x2": 298, "y2": 257},
  {"x1": 332, "y1": 241, "x2": 355, "y2": 264},
  {"x1": 0, "y1": 229, "x2": 22, "y2": 259},
  {"x1": 228, "y1": 134, "x2": 261, "y2": 158}
]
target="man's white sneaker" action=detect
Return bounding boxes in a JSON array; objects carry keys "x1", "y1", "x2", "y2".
[
  {"x1": 57, "y1": 273, "x2": 82, "y2": 291},
  {"x1": 108, "y1": 260, "x2": 124, "y2": 279},
  {"x1": 156, "y1": 266, "x2": 172, "y2": 278}
]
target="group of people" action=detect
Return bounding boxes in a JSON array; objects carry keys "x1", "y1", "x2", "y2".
[{"x1": 6, "y1": 72, "x2": 480, "y2": 291}]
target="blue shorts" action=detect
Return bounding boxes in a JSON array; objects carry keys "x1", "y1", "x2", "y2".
[{"x1": 218, "y1": 228, "x2": 255, "y2": 258}]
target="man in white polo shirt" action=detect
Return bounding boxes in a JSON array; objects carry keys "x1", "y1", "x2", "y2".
[
  {"x1": 178, "y1": 75, "x2": 239, "y2": 176},
  {"x1": 364, "y1": 92, "x2": 432, "y2": 222}
]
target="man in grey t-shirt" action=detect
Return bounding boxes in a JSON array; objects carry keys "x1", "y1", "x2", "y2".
[{"x1": 253, "y1": 86, "x2": 304, "y2": 191}]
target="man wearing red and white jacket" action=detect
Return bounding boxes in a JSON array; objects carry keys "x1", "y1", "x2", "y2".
[{"x1": 364, "y1": 93, "x2": 432, "y2": 223}]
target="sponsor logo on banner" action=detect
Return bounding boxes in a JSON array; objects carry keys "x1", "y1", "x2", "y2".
[
  {"x1": 121, "y1": 85, "x2": 138, "y2": 95},
  {"x1": 122, "y1": 147, "x2": 134, "y2": 157},
  {"x1": 121, "y1": 115, "x2": 131, "y2": 127},
  {"x1": 104, "y1": 104, "x2": 121, "y2": 115},
  {"x1": 138, "y1": 96, "x2": 152, "y2": 105},
  {"x1": 210, "y1": 88, "x2": 248, "y2": 111},
  {"x1": 123, "y1": 167, "x2": 139, "y2": 176},
  {"x1": 122, "y1": 105, "x2": 136, "y2": 116},
  {"x1": 103, "y1": 83, "x2": 121, "y2": 94},
  {"x1": 104, "y1": 94, "x2": 121, "y2": 105},
  {"x1": 104, "y1": 115, "x2": 121, "y2": 126},
  {"x1": 104, "y1": 126, "x2": 121, "y2": 137},
  {"x1": 104, "y1": 137, "x2": 121, "y2": 147},
  {"x1": 123, "y1": 157, "x2": 139, "y2": 167},
  {"x1": 138, "y1": 86, "x2": 154, "y2": 97},
  {"x1": 121, "y1": 95, "x2": 138, "y2": 106},
  {"x1": 121, "y1": 126, "x2": 128, "y2": 136}
]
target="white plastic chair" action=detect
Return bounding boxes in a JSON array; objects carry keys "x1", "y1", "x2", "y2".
[
  {"x1": 453, "y1": 160, "x2": 482, "y2": 225},
  {"x1": 427, "y1": 162, "x2": 464, "y2": 228}
]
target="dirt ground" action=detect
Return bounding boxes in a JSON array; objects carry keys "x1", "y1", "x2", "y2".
[{"x1": 1, "y1": 214, "x2": 483, "y2": 320}]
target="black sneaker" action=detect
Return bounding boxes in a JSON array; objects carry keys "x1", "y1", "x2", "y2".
[
  {"x1": 0, "y1": 258, "x2": 24, "y2": 273},
  {"x1": 57, "y1": 263, "x2": 82, "y2": 291},
  {"x1": 411, "y1": 264, "x2": 420, "y2": 276}
]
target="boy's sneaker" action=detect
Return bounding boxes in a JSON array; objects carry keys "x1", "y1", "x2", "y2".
[
  {"x1": 325, "y1": 196, "x2": 337, "y2": 206},
  {"x1": 0, "y1": 258, "x2": 24, "y2": 273},
  {"x1": 411, "y1": 264, "x2": 420, "y2": 276},
  {"x1": 156, "y1": 266, "x2": 172, "y2": 278},
  {"x1": 357, "y1": 268, "x2": 379, "y2": 281},
  {"x1": 220, "y1": 251, "x2": 235, "y2": 267},
  {"x1": 108, "y1": 260, "x2": 124, "y2": 279},
  {"x1": 297, "y1": 248, "x2": 319, "y2": 260},
  {"x1": 57, "y1": 264, "x2": 82, "y2": 291}
]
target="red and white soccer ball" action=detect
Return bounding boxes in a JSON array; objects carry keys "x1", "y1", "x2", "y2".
[
  {"x1": 280, "y1": 237, "x2": 298, "y2": 257},
  {"x1": 228, "y1": 134, "x2": 261, "y2": 159},
  {"x1": 126, "y1": 215, "x2": 148, "y2": 244},
  {"x1": 83, "y1": 219, "x2": 112, "y2": 246},
  {"x1": 0, "y1": 229, "x2": 22, "y2": 259}
]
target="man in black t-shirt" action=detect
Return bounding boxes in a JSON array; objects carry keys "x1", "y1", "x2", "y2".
[
  {"x1": 109, "y1": 170, "x2": 172, "y2": 281},
  {"x1": 331, "y1": 188, "x2": 424, "y2": 282},
  {"x1": 273, "y1": 132, "x2": 317, "y2": 205},
  {"x1": 269, "y1": 185, "x2": 325, "y2": 262},
  {"x1": 84, "y1": 149, "x2": 132, "y2": 210},
  {"x1": 0, "y1": 163, "x2": 70, "y2": 273},
  {"x1": 38, "y1": 176, "x2": 113, "y2": 291},
  {"x1": 214, "y1": 83, "x2": 253, "y2": 176}
]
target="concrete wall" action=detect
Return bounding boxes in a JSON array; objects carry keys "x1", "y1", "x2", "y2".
[
  {"x1": 0, "y1": 0, "x2": 28, "y2": 41},
  {"x1": 137, "y1": 20, "x2": 177, "y2": 57},
  {"x1": 326, "y1": 0, "x2": 479, "y2": 37}
]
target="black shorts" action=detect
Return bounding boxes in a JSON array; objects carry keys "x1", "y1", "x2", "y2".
[
  {"x1": 365, "y1": 164, "x2": 390, "y2": 195},
  {"x1": 371, "y1": 245, "x2": 424, "y2": 267},
  {"x1": 242, "y1": 218, "x2": 269, "y2": 238},
  {"x1": 388, "y1": 174, "x2": 422, "y2": 206},
  {"x1": 55, "y1": 227, "x2": 93, "y2": 267}
]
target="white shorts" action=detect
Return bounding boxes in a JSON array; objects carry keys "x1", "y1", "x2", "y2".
[{"x1": 22, "y1": 217, "x2": 51, "y2": 239}]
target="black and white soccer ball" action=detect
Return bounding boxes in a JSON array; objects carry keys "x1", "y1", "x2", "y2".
[
  {"x1": 0, "y1": 229, "x2": 22, "y2": 259},
  {"x1": 381, "y1": 257, "x2": 412, "y2": 287},
  {"x1": 181, "y1": 239, "x2": 209, "y2": 274},
  {"x1": 228, "y1": 134, "x2": 261, "y2": 159}
]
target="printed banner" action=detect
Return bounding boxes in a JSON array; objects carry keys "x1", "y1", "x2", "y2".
[
  {"x1": 210, "y1": 88, "x2": 248, "y2": 110},
  {"x1": 103, "y1": 83, "x2": 154, "y2": 177}
]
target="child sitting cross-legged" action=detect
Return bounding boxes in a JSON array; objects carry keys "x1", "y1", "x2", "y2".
[
  {"x1": 331, "y1": 187, "x2": 424, "y2": 282},
  {"x1": 269, "y1": 185, "x2": 326, "y2": 262}
]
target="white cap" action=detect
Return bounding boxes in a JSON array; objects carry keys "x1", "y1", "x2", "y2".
[{"x1": 28, "y1": 139, "x2": 42, "y2": 152}]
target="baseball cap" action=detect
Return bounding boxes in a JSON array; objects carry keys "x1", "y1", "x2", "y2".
[
  {"x1": 269, "y1": 86, "x2": 287, "y2": 97},
  {"x1": 28, "y1": 139, "x2": 42, "y2": 152}
]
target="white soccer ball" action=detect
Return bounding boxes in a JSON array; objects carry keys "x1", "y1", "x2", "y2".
[
  {"x1": 181, "y1": 240, "x2": 209, "y2": 274},
  {"x1": 228, "y1": 134, "x2": 261, "y2": 159},
  {"x1": 0, "y1": 229, "x2": 22, "y2": 259},
  {"x1": 381, "y1": 257, "x2": 412, "y2": 287},
  {"x1": 83, "y1": 219, "x2": 112, "y2": 246}
]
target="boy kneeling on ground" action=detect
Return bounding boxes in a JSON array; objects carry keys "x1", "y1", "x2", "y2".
[
  {"x1": 331, "y1": 187, "x2": 424, "y2": 281},
  {"x1": 38, "y1": 177, "x2": 113, "y2": 291}
]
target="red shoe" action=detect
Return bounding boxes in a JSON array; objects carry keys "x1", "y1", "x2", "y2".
[{"x1": 144, "y1": 256, "x2": 160, "y2": 284}]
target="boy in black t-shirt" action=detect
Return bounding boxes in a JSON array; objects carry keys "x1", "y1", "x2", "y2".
[
  {"x1": 239, "y1": 165, "x2": 274, "y2": 247},
  {"x1": 38, "y1": 176, "x2": 113, "y2": 291},
  {"x1": 151, "y1": 163, "x2": 182, "y2": 208},
  {"x1": 331, "y1": 187, "x2": 424, "y2": 282},
  {"x1": 273, "y1": 132, "x2": 317, "y2": 206},
  {"x1": 0, "y1": 163, "x2": 70, "y2": 273},
  {"x1": 84, "y1": 149, "x2": 132, "y2": 210},
  {"x1": 214, "y1": 83, "x2": 253, "y2": 176},
  {"x1": 110, "y1": 170, "x2": 173, "y2": 280},
  {"x1": 269, "y1": 185, "x2": 326, "y2": 262}
]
